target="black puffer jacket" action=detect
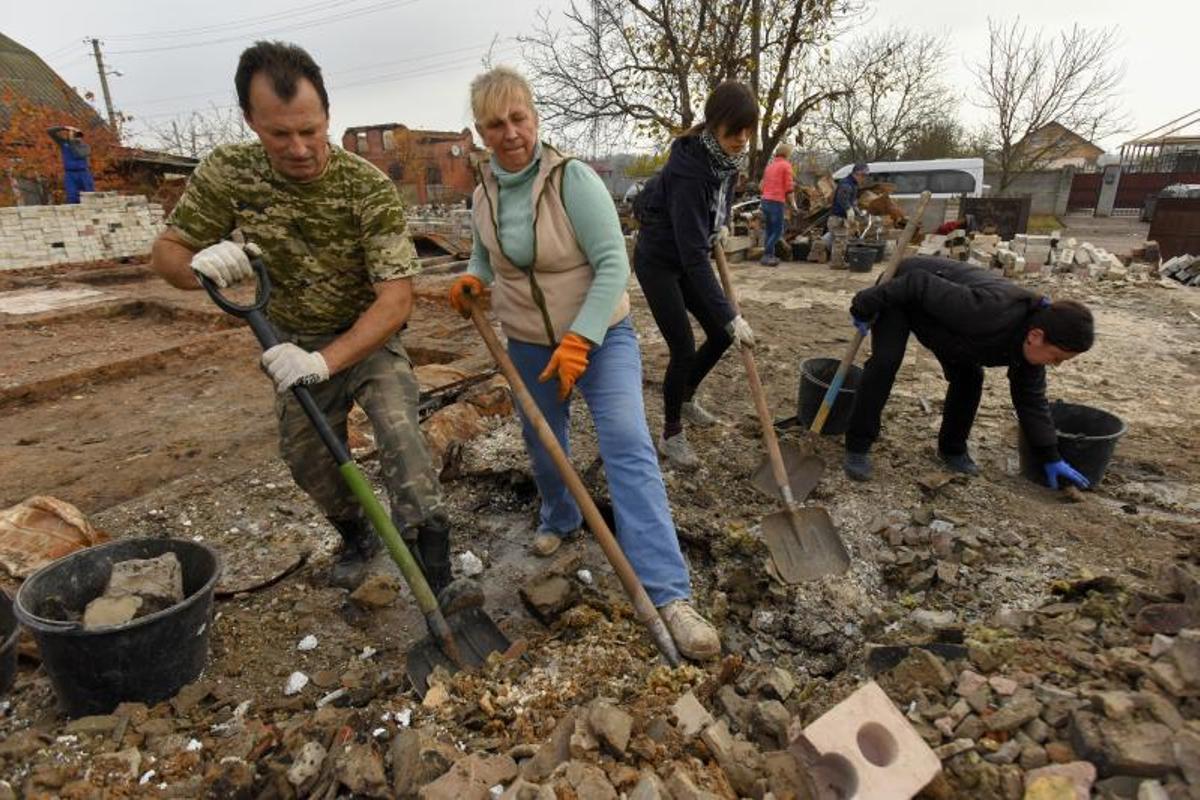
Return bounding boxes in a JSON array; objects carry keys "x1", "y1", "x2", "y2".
[
  {"x1": 633, "y1": 134, "x2": 737, "y2": 325},
  {"x1": 852, "y1": 257, "x2": 1061, "y2": 461}
]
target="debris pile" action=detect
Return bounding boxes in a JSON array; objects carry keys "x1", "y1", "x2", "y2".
[{"x1": 1161, "y1": 254, "x2": 1200, "y2": 287}]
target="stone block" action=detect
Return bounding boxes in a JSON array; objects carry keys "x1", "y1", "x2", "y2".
[{"x1": 791, "y1": 681, "x2": 940, "y2": 799}]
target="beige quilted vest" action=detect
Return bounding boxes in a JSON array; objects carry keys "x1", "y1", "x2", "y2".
[{"x1": 473, "y1": 144, "x2": 630, "y2": 346}]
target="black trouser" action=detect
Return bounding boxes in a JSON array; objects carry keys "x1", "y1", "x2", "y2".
[
  {"x1": 635, "y1": 259, "x2": 732, "y2": 426},
  {"x1": 845, "y1": 308, "x2": 984, "y2": 456}
]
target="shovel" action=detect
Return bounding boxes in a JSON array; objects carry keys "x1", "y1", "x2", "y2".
[
  {"x1": 199, "y1": 256, "x2": 510, "y2": 696},
  {"x1": 809, "y1": 191, "x2": 931, "y2": 434},
  {"x1": 462, "y1": 292, "x2": 682, "y2": 668},
  {"x1": 712, "y1": 245, "x2": 851, "y2": 583}
]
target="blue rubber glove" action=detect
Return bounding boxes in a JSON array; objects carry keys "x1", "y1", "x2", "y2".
[
  {"x1": 851, "y1": 314, "x2": 871, "y2": 337},
  {"x1": 1044, "y1": 459, "x2": 1090, "y2": 490}
]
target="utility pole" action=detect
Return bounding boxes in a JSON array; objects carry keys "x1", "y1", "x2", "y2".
[
  {"x1": 89, "y1": 38, "x2": 119, "y2": 133},
  {"x1": 750, "y1": 0, "x2": 762, "y2": 173}
]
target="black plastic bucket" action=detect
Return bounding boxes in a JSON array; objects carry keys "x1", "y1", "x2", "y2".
[
  {"x1": 791, "y1": 240, "x2": 811, "y2": 261},
  {"x1": 14, "y1": 538, "x2": 221, "y2": 717},
  {"x1": 847, "y1": 245, "x2": 875, "y2": 272},
  {"x1": 1, "y1": 590, "x2": 17, "y2": 696},
  {"x1": 798, "y1": 357, "x2": 863, "y2": 435},
  {"x1": 1018, "y1": 401, "x2": 1127, "y2": 489}
]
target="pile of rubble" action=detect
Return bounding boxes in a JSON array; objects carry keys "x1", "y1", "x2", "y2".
[
  {"x1": 917, "y1": 230, "x2": 1159, "y2": 283},
  {"x1": 1161, "y1": 255, "x2": 1200, "y2": 287}
]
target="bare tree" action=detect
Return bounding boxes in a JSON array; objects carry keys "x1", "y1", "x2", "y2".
[
  {"x1": 899, "y1": 118, "x2": 990, "y2": 161},
  {"x1": 520, "y1": 0, "x2": 863, "y2": 175},
  {"x1": 145, "y1": 104, "x2": 253, "y2": 159},
  {"x1": 970, "y1": 19, "x2": 1126, "y2": 189},
  {"x1": 818, "y1": 30, "x2": 951, "y2": 163}
]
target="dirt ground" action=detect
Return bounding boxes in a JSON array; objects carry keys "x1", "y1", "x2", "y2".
[{"x1": 1, "y1": 233, "x2": 1198, "y2": 798}]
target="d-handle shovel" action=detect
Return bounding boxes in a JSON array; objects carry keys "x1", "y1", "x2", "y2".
[
  {"x1": 199, "y1": 258, "x2": 510, "y2": 695},
  {"x1": 809, "y1": 191, "x2": 931, "y2": 434},
  {"x1": 461, "y1": 291, "x2": 682, "y2": 668},
  {"x1": 711, "y1": 246, "x2": 851, "y2": 583}
]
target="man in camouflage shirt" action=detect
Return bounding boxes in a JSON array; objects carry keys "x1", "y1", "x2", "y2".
[{"x1": 150, "y1": 41, "x2": 452, "y2": 593}]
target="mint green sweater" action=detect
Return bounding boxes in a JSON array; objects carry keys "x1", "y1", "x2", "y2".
[{"x1": 468, "y1": 145, "x2": 630, "y2": 345}]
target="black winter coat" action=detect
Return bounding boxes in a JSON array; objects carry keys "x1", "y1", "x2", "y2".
[
  {"x1": 633, "y1": 135, "x2": 737, "y2": 326},
  {"x1": 851, "y1": 257, "x2": 1061, "y2": 461}
]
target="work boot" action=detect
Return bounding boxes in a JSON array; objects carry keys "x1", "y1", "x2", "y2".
[
  {"x1": 328, "y1": 517, "x2": 382, "y2": 591},
  {"x1": 843, "y1": 451, "x2": 872, "y2": 482},
  {"x1": 416, "y1": 516, "x2": 453, "y2": 596},
  {"x1": 657, "y1": 432, "x2": 699, "y2": 469},
  {"x1": 437, "y1": 578, "x2": 485, "y2": 616},
  {"x1": 531, "y1": 527, "x2": 579, "y2": 557},
  {"x1": 659, "y1": 600, "x2": 721, "y2": 661},
  {"x1": 681, "y1": 400, "x2": 719, "y2": 427},
  {"x1": 939, "y1": 451, "x2": 981, "y2": 476}
]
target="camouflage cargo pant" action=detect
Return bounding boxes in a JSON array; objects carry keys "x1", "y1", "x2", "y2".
[
  {"x1": 275, "y1": 329, "x2": 444, "y2": 532},
  {"x1": 827, "y1": 215, "x2": 849, "y2": 268}
]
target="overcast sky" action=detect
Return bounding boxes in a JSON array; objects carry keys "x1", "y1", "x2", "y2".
[{"x1": 5, "y1": 0, "x2": 1198, "y2": 154}]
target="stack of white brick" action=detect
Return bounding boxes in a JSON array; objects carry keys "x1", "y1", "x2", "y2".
[{"x1": 0, "y1": 192, "x2": 165, "y2": 271}]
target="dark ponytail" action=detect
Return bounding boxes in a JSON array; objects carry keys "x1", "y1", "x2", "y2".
[{"x1": 684, "y1": 81, "x2": 759, "y2": 137}]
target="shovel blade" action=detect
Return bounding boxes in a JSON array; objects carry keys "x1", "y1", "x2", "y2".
[
  {"x1": 751, "y1": 442, "x2": 825, "y2": 503},
  {"x1": 762, "y1": 506, "x2": 851, "y2": 584},
  {"x1": 405, "y1": 606, "x2": 511, "y2": 697}
]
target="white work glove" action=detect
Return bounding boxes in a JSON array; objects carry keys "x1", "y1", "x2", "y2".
[
  {"x1": 190, "y1": 241, "x2": 253, "y2": 288},
  {"x1": 261, "y1": 343, "x2": 329, "y2": 393},
  {"x1": 718, "y1": 225, "x2": 730, "y2": 246},
  {"x1": 726, "y1": 314, "x2": 756, "y2": 349}
]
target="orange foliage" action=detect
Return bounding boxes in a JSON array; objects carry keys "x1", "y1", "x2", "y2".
[{"x1": 1, "y1": 87, "x2": 121, "y2": 206}]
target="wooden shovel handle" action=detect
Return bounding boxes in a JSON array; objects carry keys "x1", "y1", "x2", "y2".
[{"x1": 463, "y1": 296, "x2": 682, "y2": 668}]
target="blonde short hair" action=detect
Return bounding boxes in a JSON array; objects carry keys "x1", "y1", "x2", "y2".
[
  {"x1": 775, "y1": 142, "x2": 794, "y2": 158},
  {"x1": 470, "y1": 66, "x2": 536, "y2": 126}
]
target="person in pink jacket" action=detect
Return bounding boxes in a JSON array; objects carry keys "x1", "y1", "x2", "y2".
[{"x1": 758, "y1": 143, "x2": 798, "y2": 265}]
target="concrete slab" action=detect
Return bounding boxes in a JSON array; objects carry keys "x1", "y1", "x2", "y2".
[{"x1": 0, "y1": 287, "x2": 106, "y2": 315}]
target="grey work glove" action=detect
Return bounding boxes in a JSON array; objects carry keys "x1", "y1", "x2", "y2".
[
  {"x1": 262, "y1": 343, "x2": 330, "y2": 393},
  {"x1": 726, "y1": 314, "x2": 756, "y2": 349},
  {"x1": 190, "y1": 241, "x2": 253, "y2": 288}
]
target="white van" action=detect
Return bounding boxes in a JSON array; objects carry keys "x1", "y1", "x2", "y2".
[{"x1": 831, "y1": 158, "x2": 985, "y2": 199}]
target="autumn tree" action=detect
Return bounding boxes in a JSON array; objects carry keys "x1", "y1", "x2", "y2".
[
  {"x1": 521, "y1": 0, "x2": 864, "y2": 175},
  {"x1": 1, "y1": 89, "x2": 122, "y2": 205},
  {"x1": 899, "y1": 119, "x2": 989, "y2": 161},
  {"x1": 818, "y1": 29, "x2": 952, "y2": 163},
  {"x1": 970, "y1": 19, "x2": 1126, "y2": 189}
]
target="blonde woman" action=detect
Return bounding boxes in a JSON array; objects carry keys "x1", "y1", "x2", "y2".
[{"x1": 447, "y1": 67, "x2": 720, "y2": 660}]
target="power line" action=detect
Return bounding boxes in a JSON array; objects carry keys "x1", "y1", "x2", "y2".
[
  {"x1": 101, "y1": 0, "x2": 361, "y2": 41},
  {"x1": 106, "y1": 0, "x2": 425, "y2": 56}
]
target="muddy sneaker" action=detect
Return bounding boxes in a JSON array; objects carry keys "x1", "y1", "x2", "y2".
[
  {"x1": 659, "y1": 600, "x2": 721, "y2": 661},
  {"x1": 843, "y1": 451, "x2": 872, "y2": 482},
  {"x1": 531, "y1": 531, "x2": 563, "y2": 557},
  {"x1": 328, "y1": 517, "x2": 382, "y2": 590},
  {"x1": 939, "y1": 451, "x2": 980, "y2": 476},
  {"x1": 681, "y1": 400, "x2": 719, "y2": 427},
  {"x1": 657, "y1": 432, "x2": 699, "y2": 469}
]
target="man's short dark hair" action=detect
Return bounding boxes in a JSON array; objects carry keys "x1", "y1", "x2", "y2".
[
  {"x1": 235, "y1": 41, "x2": 329, "y2": 117},
  {"x1": 1030, "y1": 299, "x2": 1094, "y2": 353}
]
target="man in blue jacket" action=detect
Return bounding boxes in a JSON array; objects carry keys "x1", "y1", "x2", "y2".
[
  {"x1": 828, "y1": 162, "x2": 868, "y2": 268},
  {"x1": 47, "y1": 126, "x2": 95, "y2": 204}
]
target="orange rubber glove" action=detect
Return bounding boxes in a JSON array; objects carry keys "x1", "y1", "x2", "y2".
[
  {"x1": 448, "y1": 274, "x2": 486, "y2": 318},
  {"x1": 538, "y1": 333, "x2": 591, "y2": 400}
]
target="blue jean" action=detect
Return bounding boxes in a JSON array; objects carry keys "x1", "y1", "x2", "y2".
[
  {"x1": 64, "y1": 170, "x2": 94, "y2": 204},
  {"x1": 761, "y1": 200, "x2": 785, "y2": 260},
  {"x1": 507, "y1": 317, "x2": 693, "y2": 606}
]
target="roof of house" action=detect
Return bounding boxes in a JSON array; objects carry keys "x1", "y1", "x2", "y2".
[
  {"x1": 0, "y1": 32, "x2": 103, "y2": 127},
  {"x1": 1019, "y1": 122, "x2": 1104, "y2": 157}
]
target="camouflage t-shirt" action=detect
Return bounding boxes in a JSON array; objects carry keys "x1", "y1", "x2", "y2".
[{"x1": 167, "y1": 142, "x2": 419, "y2": 334}]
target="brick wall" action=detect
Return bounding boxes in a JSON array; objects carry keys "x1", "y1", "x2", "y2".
[{"x1": 0, "y1": 192, "x2": 165, "y2": 270}]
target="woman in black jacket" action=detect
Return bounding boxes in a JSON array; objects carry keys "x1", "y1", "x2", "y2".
[{"x1": 633, "y1": 82, "x2": 759, "y2": 468}]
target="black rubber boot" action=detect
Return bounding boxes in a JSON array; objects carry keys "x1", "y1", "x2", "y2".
[
  {"x1": 939, "y1": 450, "x2": 980, "y2": 476},
  {"x1": 416, "y1": 516, "x2": 453, "y2": 596},
  {"x1": 328, "y1": 517, "x2": 381, "y2": 591},
  {"x1": 843, "y1": 451, "x2": 873, "y2": 482}
]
